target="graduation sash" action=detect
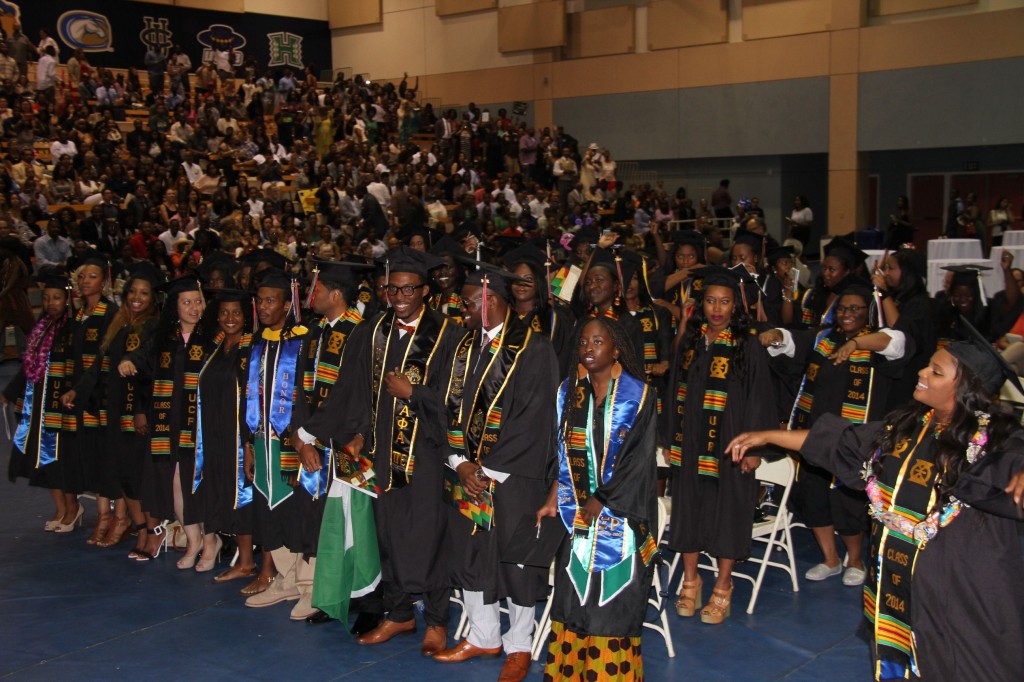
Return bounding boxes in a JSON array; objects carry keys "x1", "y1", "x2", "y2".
[
  {"x1": 865, "y1": 418, "x2": 938, "y2": 681},
  {"x1": 369, "y1": 309, "x2": 447, "y2": 491},
  {"x1": 299, "y1": 309, "x2": 362, "y2": 498},
  {"x1": 790, "y1": 326, "x2": 875, "y2": 430},
  {"x1": 151, "y1": 331, "x2": 208, "y2": 460},
  {"x1": 246, "y1": 326, "x2": 306, "y2": 508},
  {"x1": 13, "y1": 372, "x2": 59, "y2": 468},
  {"x1": 51, "y1": 300, "x2": 111, "y2": 431},
  {"x1": 633, "y1": 306, "x2": 660, "y2": 375},
  {"x1": 800, "y1": 288, "x2": 837, "y2": 328},
  {"x1": 669, "y1": 324, "x2": 735, "y2": 476},
  {"x1": 556, "y1": 368, "x2": 655, "y2": 606},
  {"x1": 118, "y1": 323, "x2": 151, "y2": 432},
  {"x1": 523, "y1": 306, "x2": 559, "y2": 340},
  {"x1": 430, "y1": 291, "x2": 464, "y2": 323},
  {"x1": 193, "y1": 333, "x2": 254, "y2": 511}
]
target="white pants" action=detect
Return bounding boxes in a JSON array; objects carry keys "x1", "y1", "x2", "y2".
[{"x1": 463, "y1": 589, "x2": 535, "y2": 654}]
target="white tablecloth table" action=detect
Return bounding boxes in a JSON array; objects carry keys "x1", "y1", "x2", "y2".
[
  {"x1": 927, "y1": 239, "x2": 983, "y2": 262},
  {"x1": 1001, "y1": 231, "x2": 1024, "y2": 248},
  {"x1": 927, "y1": 258, "x2": 1005, "y2": 297},
  {"x1": 989, "y1": 246, "x2": 1024, "y2": 272}
]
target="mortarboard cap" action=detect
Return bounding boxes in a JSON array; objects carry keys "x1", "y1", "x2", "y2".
[
  {"x1": 766, "y1": 245, "x2": 796, "y2": 266},
  {"x1": 386, "y1": 246, "x2": 445, "y2": 280},
  {"x1": 157, "y1": 275, "x2": 203, "y2": 297},
  {"x1": 239, "y1": 249, "x2": 290, "y2": 271},
  {"x1": 207, "y1": 288, "x2": 253, "y2": 303},
  {"x1": 79, "y1": 249, "x2": 109, "y2": 272},
  {"x1": 823, "y1": 236, "x2": 868, "y2": 269},
  {"x1": 946, "y1": 313, "x2": 1024, "y2": 394},
  {"x1": 690, "y1": 264, "x2": 757, "y2": 294},
  {"x1": 309, "y1": 257, "x2": 374, "y2": 288},
  {"x1": 126, "y1": 261, "x2": 167, "y2": 289},
  {"x1": 38, "y1": 273, "x2": 71, "y2": 290},
  {"x1": 460, "y1": 258, "x2": 527, "y2": 301},
  {"x1": 942, "y1": 264, "x2": 992, "y2": 290},
  {"x1": 254, "y1": 268, "x2": 295, "y2": 292},
  {"x1": 731, "y1": 229, "x2": 765, "y2": 254}
]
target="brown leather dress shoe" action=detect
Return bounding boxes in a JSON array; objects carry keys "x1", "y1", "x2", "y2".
[
  {"x1": 355, "y1": 618, "x2": 416, "y2": 645},
  {"x1": 420, "y1": 625, "x2": 447, "y2": 656},
  {"x1": 498, "y1": 652, "x2": 531, "y2": 682},
  {"x1": 432, "y1": 639, "x2": 503, "y2": 663}
]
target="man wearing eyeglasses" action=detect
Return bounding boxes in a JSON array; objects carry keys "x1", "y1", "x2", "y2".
[{"x1": 300, "y1": 246, "x2": 467, "y2": 655}]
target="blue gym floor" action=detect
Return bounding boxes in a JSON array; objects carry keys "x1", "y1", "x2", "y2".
[{"x1": 1, "y1": 479, "x2": 878, "y2": 682}]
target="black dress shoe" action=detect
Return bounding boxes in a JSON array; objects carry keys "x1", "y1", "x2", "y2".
[
  {"x1": 305, "y1": 609, "x2": 334, "y2": 625},
  {"x1": 350, "y1": 611, "x2": 385, "y2": 636}
]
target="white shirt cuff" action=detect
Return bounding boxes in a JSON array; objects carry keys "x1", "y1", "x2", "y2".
[
  {"x1": 296, "y1": 426, "x2": 316, "y2": 445},
  {"x1": 766, "y1": 328, "x2": 796, "y2": 358},
  {"x1": 877, "y1": 328, "x2": 906, "y2": 360},
  {"x1": 447, "y1": 454, "x2": 510, "y2": 483}
]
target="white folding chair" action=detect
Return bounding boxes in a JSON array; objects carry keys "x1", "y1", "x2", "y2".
[
  {"x1": 530, "y1": 561, "x2": 558, "y2": 661},
  {"x1": 643, "y1": 497, "x2": 675, "y2": 657},
  {"x1": 451, "y1": 589, "x2": 468, "y2": 640}
]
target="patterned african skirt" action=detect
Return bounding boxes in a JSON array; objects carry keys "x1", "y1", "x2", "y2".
[{"x1": 543, "y1": 621, "x2": 643, "y2": 681}]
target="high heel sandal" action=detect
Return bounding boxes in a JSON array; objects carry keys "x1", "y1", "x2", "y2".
[
  {"x1": 52, "y1": 505, "x2": 85, "y2": 533},
  {"x1": 132, "y1": 525, "x2": 166, "y2": 561},
  {"x1": 97, "y1": 517, "x2": 132, "y2": 548},
  {"x1": 700, "y1": 582, "x2": 733, "y2": 625},
  {"x1": 177, "y1": 543, "x2": 202, "y2": 570},
  {"x1": 44, "y1": 513, "x2": 65, "y2": 532},
  {"x1": 675, "y1": 575, "x2": 704, "y2": 617},
  {"x1": 86, "y1": 515, "x2": 112, "y2": 545},
  {"x1": 126, "y1": 524, "x2": 150, "y2": 559},
  {"x1": 195, "y1": 535, "x2": 224, "y2": 573}
]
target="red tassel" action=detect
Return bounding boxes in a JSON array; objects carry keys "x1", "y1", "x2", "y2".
[{"x1": 305, "y1": 267, "x2": 320, "y2": 310}]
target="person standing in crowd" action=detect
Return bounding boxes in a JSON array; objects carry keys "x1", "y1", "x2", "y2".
[
  {"x1": 434, "y1": 262, "x2": 557, "y2": 682},
  {"x1": 538, "y1": 316, "x2": 657, "y2": 682},
  {"x1": 800, "y1": 237, "x2": 867, "y2": 330},
  {"x1": 665, "y1": 265, "x2": 776, "y2": 625}
]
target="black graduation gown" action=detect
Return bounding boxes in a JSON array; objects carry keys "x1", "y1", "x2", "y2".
[
  {"x1": 302, "y1": 309, "x2": 465, "y2": 594},
  {"x1": 551, "y1": 390, "x2": 658, "y2": 637},
  {"x1": 197, "y1": 341, "x2": 252, "y2": 536},
  {"x1": 448, "y1": 322, "x2": 559, "y2": 605},
  {"x1": 572, "y1": 310, "x2": 644, "y2": 370},
  {"x1": 801, "y1": 415, "x2": 1024, "y2": 682},
  {"x1": 666, "y1": 333, "x2": 777, "y2": 560},
  {"x1": 888, "y1": 293, "x2": 936, "y2": 411},
  {"x1": 5, "y1": 365, "x2": 63, "y2": 489},
  {"x1": 519, "y1": 304, "x2": 577, "y2": 378}
]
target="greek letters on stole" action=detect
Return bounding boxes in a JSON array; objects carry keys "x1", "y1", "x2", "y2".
[{"x1": 369, "y1": 309, "x2": 447, "y2": 491}]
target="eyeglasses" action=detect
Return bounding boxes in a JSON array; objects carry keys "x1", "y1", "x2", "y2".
[
  {"x1": 836, "y1": 305, "x2": 866, "y2": 314},
  {"x1": 386, "y1": 284, "x2": 423, "y2": 297}
]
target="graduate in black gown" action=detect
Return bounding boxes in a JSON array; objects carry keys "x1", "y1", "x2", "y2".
[
  {"x1": 63, "y1": 262, "x2": 163, "y2": 553},
  {"x1": 798, "y1": 236, "x2": 867, "y2": 330},
  {"x1": 194, "y1": 289, "x2": 256, "y2": 581},
  {"x1": 652, "y1": 230, "x2": 705, "y2": 334},
  {"x1": 5, "y1": 274, "x2": 73, "y2": 530},
  {"x1": 433, "y1": 262, "x2": 558, "y2": 682},
  {"x1": 727, "y1": 333, "x2": 1024, "y2": 682},
  {"x1": 571, "y1": 240, "x2": 644, "y2": 364},
  {"x1": 761, "y1": 279, "x2": 910, "y2": 587},
  {"x1": 538, "y1": 317, "x2": 657, "y2": 682},
  {"x1": 301, "y1": 247, "x2": 464, "y2": 650},
  {"x1": 664, "y1": 265, "x2": 777, "y2": 625},
  {"x1": 932, "y1": 258, "x2": 1022, "y2": 349}
]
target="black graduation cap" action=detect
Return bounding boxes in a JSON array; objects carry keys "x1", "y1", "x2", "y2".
[
  {"x1": 946, "y1": 313, "x2": 1024, "y2": 394},
  {"x1": 823, "y1": 236, "x2": 868, "y2": 269},
  {"x1": 571, "y1": 227, "x2": 599, "y2": 248},
  {"x1": 618, "y1": 250, "x2": 647, "y2": 297},
  {"x1": 429, "y1": 235, "x2": 463, "y2": 260},
  {"x1": 386, "y1": 246, "x2": 445, "y2": 280},
  {"x1": 942, "y1": 264, "x2": 992, "y2": 290},
  {"x1": 126, "y1": 261, "x2": 167, "y2": 289},
  {"x1": 207, "y1": 287, "x2": 253, "y2": 303},
  {"x1": 766, "y1": 245, "x2": 796, "y2": 266},
  {"x1": 731, "y1": 229, "x2": 765, "y2": 254},
  {"x1": 198, "y1": 252, "x2": 238, "y2": 282},
  {"x1": 79, "y1": 249, "x2": 109, "y2": 271},
  {"x1": 501, "y1": 242, "x2": 547, "y2": 270},
  {"x1": 254, "y1": 268, "x2": 295, "y2": 292},
  {"x1": 403, "y1": 226, "x2": 431, "y2": 248},
  {"x1": 239, "y1": 249, "x2": 290, "y2": 271},
  {"x1": 38, "y1": 273, "x2": 71, "y2": 290},
  {"x1": 461, "y1": 259, "x2": 527, "y2": 301},
  {"x1": 157, "y1": 275, "x2": 203, "y2": 297},
  {"x1": 690, "y1": 264, "x2": 757, "y2": 293},
  {"x1": 835, "y1": 276, "x2": 874, "y2": 301},
  {"x1": 308, "y1": 257, "x2": 374, "y2": 288}
]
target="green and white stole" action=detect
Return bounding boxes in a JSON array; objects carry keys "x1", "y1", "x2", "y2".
[
  {"x1": 864, "y1": 416, "x2": 939, "y2": 681},
  {"x1": 151, "y1": 329, "x2": 208, "y2": 459},
  {"x1": 557, "y1": 367, "x2": 656, "y2": 606},
  {"x1": 668, "y1": 324, "x2": 735, "y2": 477},
  {"x1": 370, "y1": 309, "x2": 448, "y2": 491}
]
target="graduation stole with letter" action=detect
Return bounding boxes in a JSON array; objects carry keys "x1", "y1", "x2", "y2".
[
  {"x1": 118, "y1": 321, "x2": 152, "y2": 432},
  {"x1": 522, "y1": 306, "x2": 558, "y2": 340},
  {"x1": 151, "y1": 330, "x2": 208, "y2": 459},
  {"x1": 298, "y1": 310, "x2": 362, "y2": 498},
  {"x1": 430, "y1": 292, "x2": 464, "y2": 323},
  {"x1": 800, "y1": 287, "x2": 837, "y2": 328},
  {"x1": 864, "y1": 418, "x2": 939, "y2": 682},
  {"x1": 790, "y1": 326, "x2": 875, "y2": 430},
  {"x1": 556, "y1": 367, "x2": 656, "y2": 606},
  {"x1": 633, "y1": 306, "x2": 660, "y2": 373},
  {"x1": 55, "y1": 299, "x2": 112, "y2": 431},
  {"x1": 669, "y1": 324, "x2": 734, "y2": 476},
  {"x1": 193, "y1": 332, "x2": 253, "y2": 511},
  {"x1": 370, "y1": 309, "x2": 447, "y2": 490}
]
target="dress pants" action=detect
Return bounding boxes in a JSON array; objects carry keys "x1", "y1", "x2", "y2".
[{"x1": 463, "y1": 589, "x2": 535, "y2": 654}]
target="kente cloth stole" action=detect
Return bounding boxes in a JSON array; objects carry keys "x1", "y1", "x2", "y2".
[
  {"x1": 59, "y1": 300, "x2": 111, "y2": 431},
  {"x1": 524, "y1": 307, "x2": 557, "y2": 339},
  {"x1": 42, "y1": 327, "x2": 70, "y2": 433},
  {"x1": 245, "y1": 326, "x2": 306, "y2": 508},
  {"x1": 801, "y1": 289, "x2": 837, "y2": 328},
  {"x1": 446, "y1": 310, "x2": 531, "y2": 466},
  {"x1": 298, "y1": 310, "x2": 361, "y2": 499},
  {"x1": 790, "y1": 326, "x2": 875, "y2": 430},
  {"x1": 369, "y1": 310, "x2": 447, "y2": 491},
  {"x1": 634, "y1": 307, "x2": 660, "y2": 373},
  {"x1": 430, "y1": 292, "x2": 464, "y2": 323},
  {"x1": 193, "y1": 333, "x2": 254, "y2": 510},
  {"x1": 864, "y1": 417, "x2": 938, "y2": 682},
  {"x1": 13, "y1": 367, "x2": 59, "y2": 468},
  {"x1": 669, "y1": 324, "x2": 735, "y2": 477},
  {"x1": 556, "y1": 369, "x2": 656, "y2": 606},
  {"x1": 119, "y1": 326, "x2": 146, "y2": 432},
  {"x1": 151, "y1": 332, "x2": 207, "y2": 459}
]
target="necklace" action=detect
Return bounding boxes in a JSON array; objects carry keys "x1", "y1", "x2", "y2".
[{"x1": 862, "y1": 410, "x2": 989, "y2": 549}]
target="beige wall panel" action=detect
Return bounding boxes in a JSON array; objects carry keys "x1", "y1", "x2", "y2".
[
  {"x1": 436, "y1": 0, "x2": 496, "y2": 16},
  {"x1": 329, "y1": 0, "x2": 382, "y2": 29},
  {"x1": 533, "y1": 98, "x2": 554, "y2": 130},
  {"x1": 423, "y1": 9, "x2": 535, "y2": 75},
  {"x1": 533, "y1": 63, "x2": 553, "y2": 100},
  {"x1": 131, "y1": 0, "x2": 174, "y2": 6},
  {"x1": 385, "y1": 0, "x2": 430, "y2": 12},
  {"x1": 177, "y1": 0, "x2": 244, "y2": 11},
  {"x1": 829, "y1": 29, "x2": 860, "y2": 74},
  {"x1": 550, "y1": 50, "x2": 678, "y2": 99},
  {"x1": 497, "y1": 0, "x2": 566, "y2": 52},
  {"x1": 422, "y1": 65, "x2": 535, "y2": 105},
  {"x1": 647, "y1": 0, "x2": 728, "y2": 51},
  {"x1": 828, "y1": 166, "x2": 870, "y2": 233},
  {"x1": 741, "y1": 0, "x2": 832, "y2": 41},
  {"x1": 830, "y1": 0, "x2": 866, "y2": 30},
  {"x1": 829, "y1": 74, "x2": 859, "y2": 170},
  {"x1": 567, "y1": 6, "x2": 635, "y2": 59},
  {"x1": 244, "y1": 0, "x2": 329, "y2": 20},
  {"x1": 332, "y1": 8, "x2": 424, "y2": 76},
  {"x1": 677, "y1": 33, "x2": 830, "y2": 88},
  {"x1": 859, "y1": 7, "x2": 1024, "y2": 71},
  {"x1": 870, "y1": 0, "x2": 976, "y2": 16}
]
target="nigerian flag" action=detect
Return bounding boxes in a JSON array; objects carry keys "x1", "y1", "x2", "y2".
[{"x1": 311, "y1": 480, "x2": 381, "y2": 624}]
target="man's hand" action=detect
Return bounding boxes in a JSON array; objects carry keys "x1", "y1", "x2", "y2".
[
  {"x1": 244, "y1": 443, "x2": 254, "y2": 481},
  {"x1": 298, "y1": 442, "x2": 320, "y2": 473},
  {"x1": 580, "y1": 496, "x2": 603, "y2": 525},
  {"x1": 456, "y1": 461, "x2": 490, "y2": 504},
  {"x1": 383, "y1": 369, "x2": 413, "y2": 400}
]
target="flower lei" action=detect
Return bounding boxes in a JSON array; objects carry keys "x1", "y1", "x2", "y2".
[{"x1": 862, "y1": 410, "x2": 989, "y2": 549}]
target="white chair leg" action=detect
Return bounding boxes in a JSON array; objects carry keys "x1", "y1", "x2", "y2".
[{"x1": 532, "y1": 598, "x2": 554, "y2": 661}]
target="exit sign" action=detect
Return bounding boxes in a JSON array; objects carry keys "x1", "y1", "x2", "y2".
[{"x1": 963, "y1": 161, "x2": 979, "y2": 171}]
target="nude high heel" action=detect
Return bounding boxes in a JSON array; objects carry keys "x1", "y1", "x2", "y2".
[
  {"x1": 700, "y1": 582, "x2": 733, "y2": 625},
  {"x1": 675, "y1": 575, "x2": 703, "y2": 617}
]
